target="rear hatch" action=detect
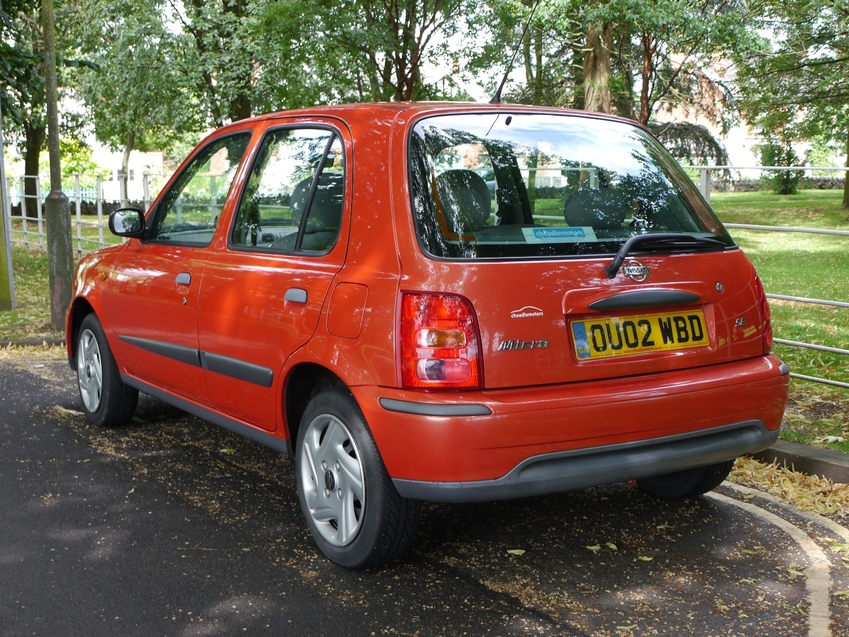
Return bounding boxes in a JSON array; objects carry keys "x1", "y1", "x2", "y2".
[{"x1": 403, "y1": 110, "x2": 771, "y2": 389}]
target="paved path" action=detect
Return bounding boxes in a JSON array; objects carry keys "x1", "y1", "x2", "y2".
[{"x1": 1, "y1": 357, "x2": 847, "y2": 636}]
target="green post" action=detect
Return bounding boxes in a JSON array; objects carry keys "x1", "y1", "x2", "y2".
[
  {"x1": 42, "y1": 0, "x2": 73, "y2": 332},
  {"x1": 0, "y1": 98, "x2": 15, "y2": 312}
]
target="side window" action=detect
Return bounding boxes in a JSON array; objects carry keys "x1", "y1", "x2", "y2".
[
  {"x1": 231, "y1": 128, "x2": 344, "y2": 253},
  {"x1": 148, "y1": 133, "x2": 251, "y2": 245}
]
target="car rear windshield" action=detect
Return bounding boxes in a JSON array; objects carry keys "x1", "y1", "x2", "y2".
[{"x1": 409, "y1": 112, "x2": 734, "y2": 259}]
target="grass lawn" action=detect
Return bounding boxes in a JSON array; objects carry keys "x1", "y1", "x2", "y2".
[
  {"x1": 712, "y1": 189, "x2": 849, "y2": 452},
  {"x1": 710, "y1": 188, "x2": 849, "y2": 229},
  {"x1": 711, "y1": 190, "x2": 849, "y2": 391},
  {"x1": 0, "y1": 247, "x2": 59, "y2": 341}
]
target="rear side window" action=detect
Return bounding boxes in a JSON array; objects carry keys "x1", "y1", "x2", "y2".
[
  {"x1": 409, "y1": 113, "x2": 733, "y2": 259},
  {"x1": 231, "y1": 128, "x2": 344, "y2": 253}
]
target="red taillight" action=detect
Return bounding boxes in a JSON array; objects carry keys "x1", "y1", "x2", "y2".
[
  {"x1": 753, "y1": 275, "x2": 773, "y2": 353},
  {"x1": 400, "y1": 292, "x2": 482, "y2": 389}
]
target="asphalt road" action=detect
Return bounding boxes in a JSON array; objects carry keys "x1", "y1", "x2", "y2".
[{"x1": 1, "y1": 356, "x2": 848, "y2": 637}]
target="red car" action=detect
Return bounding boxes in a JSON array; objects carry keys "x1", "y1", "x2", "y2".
[{"x1": 67, "y1": 103, "x2": 789, "y2": 568}]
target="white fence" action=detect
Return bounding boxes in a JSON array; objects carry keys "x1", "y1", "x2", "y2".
[{"x1": 4, "y1": 173, "x2": 169, "y2": 257}]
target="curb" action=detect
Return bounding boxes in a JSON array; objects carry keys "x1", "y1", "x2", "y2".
[{"x1": 752, "y1": 439, "x2": 849, "y2": 484}]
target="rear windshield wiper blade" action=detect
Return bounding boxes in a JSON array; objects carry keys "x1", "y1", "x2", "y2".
[{"x1": 604, "y1": 233, "x2": 727, "y2": 279}]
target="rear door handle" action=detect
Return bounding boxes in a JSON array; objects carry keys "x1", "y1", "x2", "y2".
[{"x1": 285, "y1": 288, "x2": 308, "y2": 303}]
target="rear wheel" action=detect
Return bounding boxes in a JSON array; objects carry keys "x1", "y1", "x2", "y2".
[
  {"x1": 637, "y1": 459, "x2": 735, "y2": 499},
  {"x1": 76, "y1": 314, "x2": 138, "y2": 427},
  {"x1": 295, "y1": 387, "x2": 420, "y2": 568}
]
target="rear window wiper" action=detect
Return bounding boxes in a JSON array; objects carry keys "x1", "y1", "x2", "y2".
[{"x1": 604, "y1": 233, "x2": 727, "y2": 279}]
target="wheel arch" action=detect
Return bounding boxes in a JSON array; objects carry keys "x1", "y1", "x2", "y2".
[
  {"x1": 66, "y1": 297, "x2": 96, "y2": 367},
  {"x1": 283, "y1": 363, "x2": 349, "y2": 455}
]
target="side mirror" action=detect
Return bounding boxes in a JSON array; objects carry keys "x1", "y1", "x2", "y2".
[{"x1": 108, "y1": 207, "x2": 146, "y2": 238}]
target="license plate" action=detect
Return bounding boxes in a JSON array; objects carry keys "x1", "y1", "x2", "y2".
[{"x1": 571, "y1": 310, "x2": 708, "y2": 360}]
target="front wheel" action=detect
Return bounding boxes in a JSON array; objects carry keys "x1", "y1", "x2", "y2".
[
  {"x1": 76, "y1": 313, "x2": 138, "y2": 427},
  {"x1": 637, "y1": 459, "x2": 735, "y2": 500},
  {"x1": 295, "y1": 387, "x2": 420, "y2": 568}
]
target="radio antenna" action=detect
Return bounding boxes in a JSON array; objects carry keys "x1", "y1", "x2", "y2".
[{"x1": 489, "y1": 0, "x2": 543, "y2": 104}]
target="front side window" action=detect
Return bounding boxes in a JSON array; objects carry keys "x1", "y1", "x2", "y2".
[
  {"x1": 231, "y1": 128, "x2": 344, "y2": 253},
  {"x1": 148, "y1": 133, "x2": 251, "y2": 245},
  {"x1": 409, "y1": 113, "x2": 733, "y2": 259}
]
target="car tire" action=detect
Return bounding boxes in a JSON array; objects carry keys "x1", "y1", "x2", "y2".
[
  {"x1": 637, "y1": 459, "x2": 735, "y2": 500},
  {"x1": 295, "y1": 387, "x2": 421, "y2": 569},
  {"x1": 76, "y1": 313, "x2": 139, "y2": 427}
]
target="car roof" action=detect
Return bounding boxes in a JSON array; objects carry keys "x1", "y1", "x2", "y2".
[{"x1": 220, "y1": 102, "x2": 645, "y2": 134}]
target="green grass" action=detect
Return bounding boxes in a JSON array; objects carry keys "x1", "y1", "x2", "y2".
[
  {"x1": 711, "y1": 189, "x2": 849, "y2": 229},
  {"x1": 710, "y1": 190, "x2": 849, "y2": 391},
  {"x1": 711, "y1": 190, "x2": 849, "y2": 452},
  {"x1": 0, "y1": 247, "x2": 60, "y2": 341}
]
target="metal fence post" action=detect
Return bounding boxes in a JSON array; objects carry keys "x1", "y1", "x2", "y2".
[
  {"x1": 700, "y1": 168, "x2": 712, "y2": 203},
  {"x1": 20, "y1": 176, "x2": 28, "y2": 249},
  {"x1": 96, "y1": 176, "x2": 104, "y2": 248},
  {"x1": 75, "y1": 174, "x2": 83, "y2": 259},
  {"x1": 35, "y1": 176, "x2": 45, "y2": 250},
  {"x1": 143, "y1": 173, "x2": 151, "y2": 211},
  {"x1": 119, "y1": 172, "x2": 127, "y2": 206}
]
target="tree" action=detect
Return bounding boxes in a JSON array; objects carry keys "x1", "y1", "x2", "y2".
[
  {"x1": 0, "y1": 0, "x2": 42, "y2": 127},
  {"x1": 734, "y1": 0, "x2": 849, "y2": 208},
  {"x1": 279, "y1": 0, "x2": 474, "y2": 104},
  {"x1": 72, "y1": 0, "x2": 203, "y2": 202},
  {"x1": 167, "y1": 0, "x2": 258, "y2": 125},
  {"x1": 462, "y1": 0, "x2": 584, "y2": 106},
  {"x1": 474, "y1": 0, "x2": 752, "y2": 131},
  {"x1": 1, "y1": 1, "x2": 46, "y2": 218}
]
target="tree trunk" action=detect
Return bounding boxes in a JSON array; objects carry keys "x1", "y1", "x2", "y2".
[
  {"x1": 638, "y1": 33, "x2": 654, "y2": 126},
  {"x1": 583, "y1": 22, "x2": 612, "y2": 114},
  {"x1": 843, "y1": 126, "x2": 849, "y2": 209},
  {"x1": 615, "y1": 57, "x2": 635, "y2": 120},
  {"x1": 121, "y1": 131, "x2": 135, "y2": 208},
  {"x1": 572, "y1": 44, "x2": 585, "y2": 110},
  {"x1": 228, "y1": 94, "x2": 252, "y2": 122},
  {"x1": 532, "y1": 27, "x2": 544, "y2": 105},
  {"x1": 23, "y1": 121, "x2": 45, "y2": 219}
]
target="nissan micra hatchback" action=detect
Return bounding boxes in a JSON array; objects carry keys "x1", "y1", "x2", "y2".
[{"x1": 67, "y1": 103, "x2": 789, "y2": 568}]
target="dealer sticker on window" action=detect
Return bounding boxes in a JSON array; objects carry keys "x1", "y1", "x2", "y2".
[
  {"x1": 571, "y1": 310, "x2": 708, "y2": 360},
  {"x1": 522, "y1": 227, "x2": 598, "y2": 243}
]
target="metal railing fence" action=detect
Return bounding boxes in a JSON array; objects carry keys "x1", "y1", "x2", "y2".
[
  {"x1": 691, "y1": 165, "x2": 848, "y2": 203},
  {"x1": 4, "y1": 172, "x2": 170, "y2": 257},
  {"x1": 692, "y1": 165, "x2": 849, "y2": 390}
]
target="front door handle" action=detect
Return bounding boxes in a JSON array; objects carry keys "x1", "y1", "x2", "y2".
[{"x1": 176, "y1": 273, "x2": 192, "y2": 286}]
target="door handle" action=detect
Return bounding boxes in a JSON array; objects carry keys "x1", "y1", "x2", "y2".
[
  {"x1": 176, "y1": 273, "x2": 192, "y2": 286},
  {"x1": 285, "y1": 288, "x2": 308, "y2": 303}
]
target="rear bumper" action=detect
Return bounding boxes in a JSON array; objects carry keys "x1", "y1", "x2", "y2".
[
  {"x1": 353, "y1": 355, "x2": 789, "y2": 500},
  {"x1": 392, "y1": 419, "x2": 777, "y2": 502}
]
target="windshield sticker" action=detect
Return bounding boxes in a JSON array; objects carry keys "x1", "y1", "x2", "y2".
[{"x1": 521, "y1": 227, "x2": 598, "y2": 243}]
